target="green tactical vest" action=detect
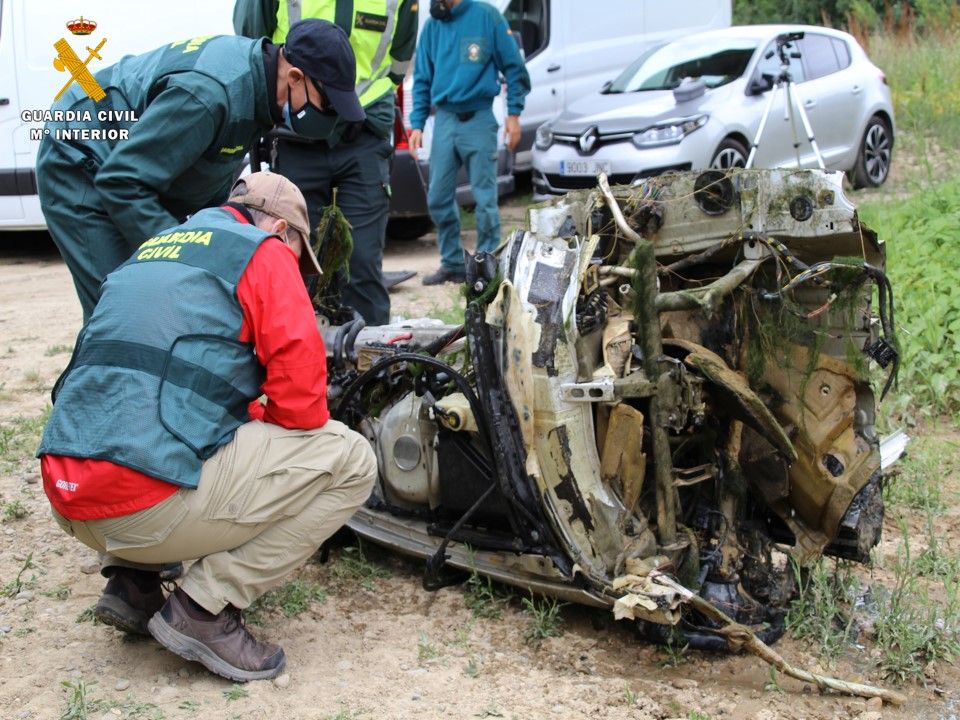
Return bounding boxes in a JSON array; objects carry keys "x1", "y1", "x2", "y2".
[
  {"x1": 38, "y1": 207, "x2": 269, "y2": 489},
  {"x1": 273, "y1": 0, "x2": 403, "y2": 107}
]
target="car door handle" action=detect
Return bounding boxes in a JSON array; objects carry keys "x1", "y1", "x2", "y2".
[
  {"x1": 0, "y1": 98, "x2": 9, "y2": 106},
  {"x1": 803, "y1": 99, "x2": 817, "y2": 108},
  {"x1": 547, "y1": 64, "x2": 561, "y2": 73},
  {"x1": 851, "y1": 85, "x2": 862, "y2": 95}
]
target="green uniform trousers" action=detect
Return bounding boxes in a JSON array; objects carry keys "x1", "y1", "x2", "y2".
[
  {"x1": 275, "y1": 128, "x2": 393, "y2": 325},
  {"x1": 37, "y1": 143, "x2": 145, "y2": 322}
]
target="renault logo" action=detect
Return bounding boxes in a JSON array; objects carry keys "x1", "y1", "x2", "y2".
[{"x1": 578, "y1": 126, "x2": 599, "y2": 154}]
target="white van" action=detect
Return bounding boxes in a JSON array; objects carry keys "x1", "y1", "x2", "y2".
[
  {"x1": 0, "y1": 0, "x2": 235, "y2": 231},
  {"x1": 388, "y1": 0, "x2": 731, "y2": 235}
]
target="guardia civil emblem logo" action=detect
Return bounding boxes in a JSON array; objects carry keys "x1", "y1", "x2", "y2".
[
  {"x1": 467, "y1": 43, "x2": 480, "y2": 62},
  {"x1": 52, "y1": 17, "x2": 107, "y2": 102}
]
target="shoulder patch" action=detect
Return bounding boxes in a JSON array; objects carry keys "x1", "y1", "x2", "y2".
[{"x1": 355, "y1": 11, "x2": 388, "y2": 32}]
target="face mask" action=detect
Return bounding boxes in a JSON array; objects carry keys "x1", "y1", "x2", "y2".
[
  {"x1": 284, "y1": 98, "x2": 340, "y2": 140},
  {"x1": 430, "y1": 0, "x2": 451, "y2": 20}
]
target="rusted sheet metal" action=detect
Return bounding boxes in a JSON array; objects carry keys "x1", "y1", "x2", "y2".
[{"x1": 665, "y1": 338, "x2": 797, "y2": 462}]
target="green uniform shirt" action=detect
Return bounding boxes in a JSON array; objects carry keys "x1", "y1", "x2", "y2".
[{"x1": 39, "y1": 35, "x2": 275, "y2": 247}]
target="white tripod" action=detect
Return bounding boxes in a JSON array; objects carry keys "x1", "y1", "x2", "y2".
[{"x1": 745, "y1": 32, "x2": 825, "y2": 170}]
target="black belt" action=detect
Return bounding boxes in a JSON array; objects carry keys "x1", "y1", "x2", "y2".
[{"x1": 456, "y1": 111, "x2": 475, "y2": 122}]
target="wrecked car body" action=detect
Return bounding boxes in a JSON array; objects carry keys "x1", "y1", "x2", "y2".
[{"x1": 323, "y1": 168, "x2": 899, "y2": 649}]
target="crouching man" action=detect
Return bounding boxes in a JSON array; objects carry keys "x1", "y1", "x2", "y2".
[{"x1": 36, "y1": 172, "x2": 376, "y2": 682}]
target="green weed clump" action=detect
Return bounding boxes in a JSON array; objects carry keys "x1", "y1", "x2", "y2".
[
  {"x1": 882, "y1": 435, "x2": 955, "y2": 511},
  {"x1": 872, "y1": 525, "x2": 960, "y2": 683},
  {"x1": 1, "y1": 498, "x2": 30, "y2": 522},
  {"x1": 245, "y1": 578, "x2": 328, "y2": 624},
  {"x1": 61, "y1": 679, "x2": 110, "y2": 720},
  {"x1": 222, "y1": 684, "x2": 248, "y2": 702},
  {"x1": 859, "y1": 179, "x2": 960, "y2": 423},
  {"x1": 786, "y1": 559, "x2": 862, "y2": 660},
  {"x1": 521, "y1": 593, "x2": 565, "y2": 646},
  {"x1": 417, "y1": 631, "x2": 440, "y2": 662},
  {"x1": 463, "y1": 570, "x2": 512, "y2": 620},
  {"x1": 2, "y1": 554, "x2": 37, "y2": 598},
  {"x1": 787, "y1": 523, "x2": 960, "y2": 684},
  {"x1": 329, "y1": 542, "x2": 392, "y2": 591},
  {"x1": 0, "y1": 410, "x2": 49, "y2": 473}
]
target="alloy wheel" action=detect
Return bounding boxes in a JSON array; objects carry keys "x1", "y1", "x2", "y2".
[
  {"x1": 711, "y1": 146, "x2": 746, "y2": 170},
  {"x1": 863, "y1": 122, "x2": 891, "y2": 185}
]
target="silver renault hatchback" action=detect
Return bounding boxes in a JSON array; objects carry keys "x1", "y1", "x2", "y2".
[{"x1": 531, "y1": 25, "x2": 894, "y2": 199}]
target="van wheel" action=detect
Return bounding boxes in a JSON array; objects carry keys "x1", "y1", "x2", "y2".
[
  {"x1": 710, "y1": 138, "x2": 748, "y2": 170},
  {"x1": 387, "y1": 217, "x2": 434, "y2": 241},
  {"x1": 848, "y1": 116, "x2": 892, "y2": 189}
]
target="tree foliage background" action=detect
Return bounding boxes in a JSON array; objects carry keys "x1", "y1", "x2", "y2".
[{"x1": 733, "y1": 0, "x2": 958, "y2": 34}]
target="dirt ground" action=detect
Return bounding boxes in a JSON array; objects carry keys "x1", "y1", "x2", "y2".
[{"x1": 0, "y1": 195, "x2": 957, "y2": 720}]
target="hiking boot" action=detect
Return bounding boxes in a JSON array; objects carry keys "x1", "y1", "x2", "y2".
[
  {"x1": 383, "y1": 269, "x2": 417, "y2": 289},
  {"x1": 94, "y1": 568, "x2": 165, "y2": 636},
  {"x1": 422, "y1": 266, "x2": 466, "y2": 286},
  {"x1": 148, "y1": 588, "x2": 286, "y2": 682}
]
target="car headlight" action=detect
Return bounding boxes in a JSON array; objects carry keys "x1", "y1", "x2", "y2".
[
  {"x1": 631, "y1": 115, "x2": 708, "y2": 149},
  {"x1": 535, "y1": 124, "x2": 554, "y2": 150}
]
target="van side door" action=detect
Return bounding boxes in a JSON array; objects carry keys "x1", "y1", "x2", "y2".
[
  {"x1": 503, "y1": 0, "x2": 560, "y2": 168},
  {"x1": 0, "y1": 0, "x2": 27, "y2": 225}
]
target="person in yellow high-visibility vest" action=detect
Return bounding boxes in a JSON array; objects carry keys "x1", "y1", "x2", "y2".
[{"x1": 235, "y1": 0, "x2": 419, "y2": 325}]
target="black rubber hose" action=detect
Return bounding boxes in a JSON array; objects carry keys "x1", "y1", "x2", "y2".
[
  {"x1": 332, "y1": 322, "x2": 349, "y2": 373},
  {"x1": 343, "y1": 311, "x2": 366, "y2": 365}
]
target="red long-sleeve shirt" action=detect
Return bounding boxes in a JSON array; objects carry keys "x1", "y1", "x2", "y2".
[{"x1": 42, "y1": 217, "x2": 329, "y2": 521}]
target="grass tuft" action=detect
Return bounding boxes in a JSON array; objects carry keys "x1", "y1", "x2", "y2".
[
  {"x1": 521, "y1": 593, "x2": 565, "y2": 646},
  {"x1": 60, "y1": 679, "x2": 109, "y2": 720},
  {"x1": 1, "y1": 498, "x2": 31, "y2": 522},
  {"x1": 463, "y1": 570, "x2": 511, "y2": 620},
  {"x1": 0, "y1": 409, "x2": 50, "y2": 473},
  {"x1": 786, "y1": 558, "x2": 862, "y2": 660},
  {"x1": 329, "y1": 542, "x2": 392, "y2": 592},
  {"x1": 2, "y1": 553, "x2": 37, "y2": 598},
  {"x1": 222, "y1": 684, "x2": 248, "y2": 702},
  {"x1": 245, "y1": 578, "x2": 328, "y2": 625},
  {"x1": 417, "y1": 631, "x2": 440, "y2": 663}
]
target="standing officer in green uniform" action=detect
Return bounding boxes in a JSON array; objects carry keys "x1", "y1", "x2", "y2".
[
  {"x1": 37, "y1": 19, "x2": 364, "y2": 322},
  {"x1": 234, "y1": 0, "x2": 419, "y2": 326}
]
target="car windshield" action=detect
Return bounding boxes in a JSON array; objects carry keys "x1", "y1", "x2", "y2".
[{"x1": 607, "y1": 37, "x2": 760, "y2": 93}]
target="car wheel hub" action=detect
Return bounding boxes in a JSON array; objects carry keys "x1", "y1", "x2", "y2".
[
  {"x1": 864, "y1": 124, "x2": 891, "y2": 183},
  {"x1": 712, "y1": 148, "x2": 746, "y2": 170}
]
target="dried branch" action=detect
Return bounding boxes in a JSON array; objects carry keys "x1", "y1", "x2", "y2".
[{"x1": 650, "y1": 573, "x2": 908, "y2": 707}]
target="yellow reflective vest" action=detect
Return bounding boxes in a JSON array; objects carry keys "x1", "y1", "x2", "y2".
[{"x1": 273, "y1": 0, "x2": 406, "y2": 108}]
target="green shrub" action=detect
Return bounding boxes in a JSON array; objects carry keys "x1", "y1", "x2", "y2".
[{"x1": 859, "y1": 179, "x2": 960, "y2": 422}]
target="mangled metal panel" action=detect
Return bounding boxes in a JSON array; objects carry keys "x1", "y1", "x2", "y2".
[{"x1": 328, "y1": 168, "x2": 899, "y2": 655}]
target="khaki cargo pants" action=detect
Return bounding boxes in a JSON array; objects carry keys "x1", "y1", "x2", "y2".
[{"x1": 51, "y1": 420, "x2": 377, "y2": 614}]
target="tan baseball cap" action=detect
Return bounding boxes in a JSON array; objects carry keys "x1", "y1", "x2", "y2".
[{"x1": 228, "y1": 172, "x2": 322, "y2": 277}]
